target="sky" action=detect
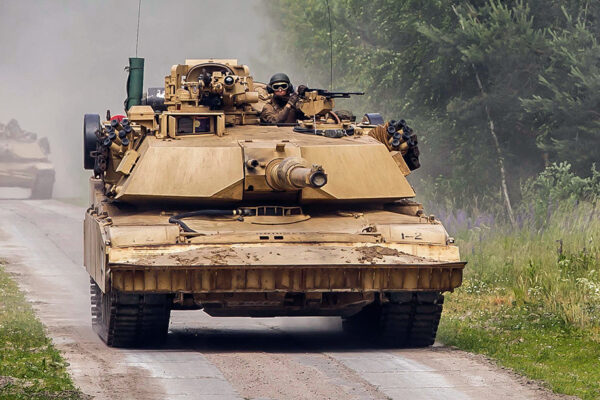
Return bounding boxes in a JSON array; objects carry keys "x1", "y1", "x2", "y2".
[{"x1": 0, "y1": 0, "x2": 297, "y2": 197}]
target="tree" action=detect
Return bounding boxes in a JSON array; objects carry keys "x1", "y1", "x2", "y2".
[
  {"x1": 265, "y1": 0, "x2": 600, "y2": 214},
  {"x1": 417, "y1": 1, "x2": 549, "y2": 224},
  {"x1": 522, "y1": 10, "x2": 600, "y2": 176}
]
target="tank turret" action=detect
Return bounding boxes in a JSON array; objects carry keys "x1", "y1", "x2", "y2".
[{"x1": 84, "y1": 59, "x2": 422, "y2": 203}]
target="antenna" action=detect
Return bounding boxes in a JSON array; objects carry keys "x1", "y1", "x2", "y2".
[
  {"x1": 135, "y1": 0, "x2": 142, "y2": 57},
  {"x1": 325, "y1": 0, "x2": 333, "y2": 91}
]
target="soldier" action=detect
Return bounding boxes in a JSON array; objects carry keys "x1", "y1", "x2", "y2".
[{"x1": 260, "y1": 73, "x2": 306, "y2": 124}]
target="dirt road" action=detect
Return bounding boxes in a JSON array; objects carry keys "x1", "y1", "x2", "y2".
[{"x1": 0, "y1": 199, "x2": 568, "y2": 399}]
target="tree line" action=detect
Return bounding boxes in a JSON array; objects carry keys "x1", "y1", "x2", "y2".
[{"x1": 266, "y1": 0, "x2": 600, "y2": 219}]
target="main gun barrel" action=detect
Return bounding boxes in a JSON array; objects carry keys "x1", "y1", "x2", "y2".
[{"x1": 265, "y1": 157, "x2": 327, "y2": 191}]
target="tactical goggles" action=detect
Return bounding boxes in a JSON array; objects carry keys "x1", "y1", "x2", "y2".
[{"x1": 271, "y1": 82, "x2": 289, "y2": 91}]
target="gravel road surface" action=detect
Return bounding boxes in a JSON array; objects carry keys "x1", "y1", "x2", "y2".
[{"x1": 0, "y1": 199, "x2": 570, "y2": 400}]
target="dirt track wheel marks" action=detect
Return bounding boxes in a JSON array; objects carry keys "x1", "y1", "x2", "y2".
[
  {"x1": 342, "y1": 292, "x2": 444, "y2": 348},
  {"x1": 90, "y1": 279, "x2": 171, "y2": 348}
]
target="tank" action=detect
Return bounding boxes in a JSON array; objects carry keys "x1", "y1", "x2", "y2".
[
  {"x1": 0, "y1": 119, "x2": 55, "y2": 199},
  {"x1": 83, "y1": 58, "x2": 465, "y2": 348}
]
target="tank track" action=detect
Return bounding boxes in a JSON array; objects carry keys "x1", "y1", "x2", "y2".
[
  {"x1": 90, "y1": 279, "x2": 171, "y2": 348},
  {"x1": 342, "y1": 292, "x2": 444, "y2": 347},
  {"x1": 30, "y1": 169, "x2": 54, "y2": 199}
]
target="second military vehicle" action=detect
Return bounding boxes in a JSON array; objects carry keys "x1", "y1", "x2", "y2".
[
  {"x1": 83, "y1": 58, "x2": 465, "y2": 348},
  {"x1": 0, "y1": 119, "x2": 54, "y2": 199}
]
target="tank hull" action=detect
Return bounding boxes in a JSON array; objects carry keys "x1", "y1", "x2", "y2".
[
  {"x1": 85, "y1": 200, "x2": 463, "y2": 346},
  {"x1": 0, "y1": 162, "x2": 55, "y2": 198},
  {"x1": 84, "y1": 184, "x2": 464, "y2": 319},
  {"x1": 0, "y1": 136, "x2": 55, "y2": 198}
]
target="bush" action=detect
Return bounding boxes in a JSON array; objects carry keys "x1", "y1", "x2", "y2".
[{"x1": 520, "y1": 162, "x2": 600, "y2": 226}]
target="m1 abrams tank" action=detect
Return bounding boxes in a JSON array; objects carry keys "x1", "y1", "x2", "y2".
[
  {"x1": 83, "y1": 58, "x2": 465, "y2": 348},
  {"x1": 0, "y1": 119, "x2": 55, "y2": 199}
]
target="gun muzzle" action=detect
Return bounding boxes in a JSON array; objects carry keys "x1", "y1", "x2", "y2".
[
  {"x1": 246, "y1": 159, "x2": 259, "y2": 169},
  {"x1": 265, "y1": 157, "x2": 327, "y2": 191}
]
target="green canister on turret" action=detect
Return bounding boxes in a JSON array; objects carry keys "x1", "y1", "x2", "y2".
[{"x1": 125, "y1": 57, "x2": 144, "y2": 111}]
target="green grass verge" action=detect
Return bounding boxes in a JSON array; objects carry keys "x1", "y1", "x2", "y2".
[
  {"x1": 0, "y1": 262, "x2": 84, "y2": 399},
  {"x1": 438, "y1": 201, "x2": 600, "y2": 399},
  {"x1": 439, "y1": 290, "x2": 600, "y2": 399}
]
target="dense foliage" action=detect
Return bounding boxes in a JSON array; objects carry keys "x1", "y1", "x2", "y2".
[{"x1": 265, "y1": 0, "x2": 600, "y2": 215}]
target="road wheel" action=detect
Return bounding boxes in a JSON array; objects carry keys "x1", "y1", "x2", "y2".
[
  {"x1": 90, "y1": 278, "x2": 171, "y2": 348},
  {"x1": 342, "y1": 292, "x2": 444, "y2": 348},
  {"x1": 30, "y1": 169, "x2": 55, "y2": 199}
]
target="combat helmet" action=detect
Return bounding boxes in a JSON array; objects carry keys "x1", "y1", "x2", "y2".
[{"x1": 267, "y1": 72, "x2": 294, "y2": 94}]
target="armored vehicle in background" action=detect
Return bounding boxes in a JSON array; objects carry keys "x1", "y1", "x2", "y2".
[
  {"x1": 83, "y1": 58, "x2": 465, "y2": 348},
  {"x1": 0, "y1": 119, "x2": 54, "y2": 199}
]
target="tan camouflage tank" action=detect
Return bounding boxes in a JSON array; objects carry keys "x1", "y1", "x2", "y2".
[
  {"x1": 0, "y1": 119, "x2": 54, "y2": 199},
  {"x1": 83, "y1": 58, "x2": 465, "y2": 348}
]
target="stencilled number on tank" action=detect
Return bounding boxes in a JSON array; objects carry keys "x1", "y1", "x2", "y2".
[{"x1": 401, "y1": 232, "x2": 423, "y2": 240}]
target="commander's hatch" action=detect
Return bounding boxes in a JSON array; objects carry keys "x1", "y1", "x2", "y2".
[{"x1": 157, "y1": 112, "x2": 225, "y2": 138}]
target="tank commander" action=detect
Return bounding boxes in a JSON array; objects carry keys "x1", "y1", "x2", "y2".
[{"x1": 260, "y1": 73, "x2": 306, "y2": 124}]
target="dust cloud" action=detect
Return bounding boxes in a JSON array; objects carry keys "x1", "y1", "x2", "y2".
[{"x1": 0, "y1": 0, "x2": 298, "y2": 198}]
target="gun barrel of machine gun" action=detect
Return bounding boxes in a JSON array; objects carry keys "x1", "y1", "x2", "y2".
[{"x1": 307, "y1": 88, "x2": 365, "y2": 98}]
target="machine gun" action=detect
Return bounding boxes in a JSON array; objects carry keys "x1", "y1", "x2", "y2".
[
  {"x1": 297, "y1": 87, "x2": 363, "y2": 118},
  {"x1": 299, "y1": 87, "x2": 364, "y2": 99}
]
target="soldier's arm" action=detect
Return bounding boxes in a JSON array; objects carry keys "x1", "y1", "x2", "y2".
[
  {"x1": 260, "y1": 102, "x2": 294, "y2": 124},
  {"x1": 260, "y1": 103, "x2": 278, "y2": 123}
]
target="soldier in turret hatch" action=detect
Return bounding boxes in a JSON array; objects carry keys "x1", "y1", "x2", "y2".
[{"x1": 260, "y1": 73, "x2": 306, "y2": 124}]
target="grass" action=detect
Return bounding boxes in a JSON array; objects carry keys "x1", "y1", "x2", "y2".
[
  {"x1": 437, "y1": 200, "x2": 600, "y2": 399},
  {"x1": 0, "y1": 262, "x2": 84, "y2": 399}
]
